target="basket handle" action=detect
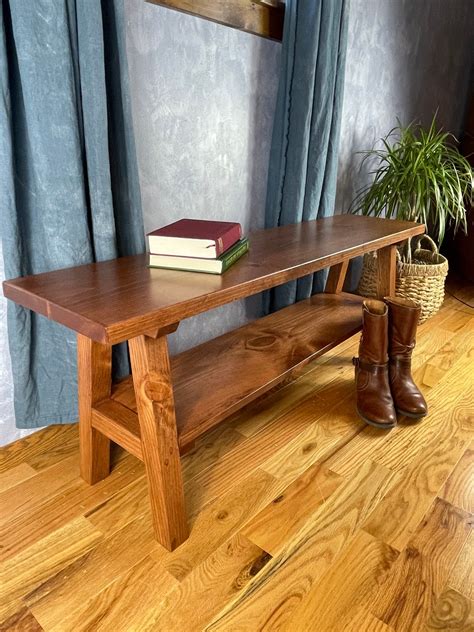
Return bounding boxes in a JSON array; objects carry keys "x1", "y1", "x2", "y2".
[
  {"x1": 413, "y1": 234, "x2": 439, "y2": 254},
  {"x1": 400, "y1": 238, "x2": 413, "y2": 263}
]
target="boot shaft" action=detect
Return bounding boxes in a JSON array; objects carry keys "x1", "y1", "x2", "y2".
[
  {"x1": 354, "y1": 299, "x2": 396, "y2": 429},
  {"x1": 384, "y1": 296, "x2": 427, "y2": 418},
  {"x1": 359, "y1": 300, "x2": 389, "y2": 365},
  {"x1": 384, "y1": 296, "x2": 421, "y2": 357}
]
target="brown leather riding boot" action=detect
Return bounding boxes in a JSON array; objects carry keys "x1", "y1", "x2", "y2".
[
  {"x1": 353, "y1": 300, "x2": 397, "y2": 429},
  {"x1": 385, "y1": 297, "x2": 428, "y2": 419}
]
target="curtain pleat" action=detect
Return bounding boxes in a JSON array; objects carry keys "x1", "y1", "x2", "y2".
[
  {"x1": 265, "y1": 0, "x2": 349, "y2": 311},
  {"x1": 0, "y1": 0, "x2": 145, "y2": 428}
]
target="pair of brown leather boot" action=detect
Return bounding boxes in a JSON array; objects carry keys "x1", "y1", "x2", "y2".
[{"x1": 353, "y1": 297, "x2": 428, "y2": 429}]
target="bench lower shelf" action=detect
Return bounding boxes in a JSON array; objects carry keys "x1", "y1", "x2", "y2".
[{"x1": 92, "y1": 292, "x2": 364, "y2": 456}]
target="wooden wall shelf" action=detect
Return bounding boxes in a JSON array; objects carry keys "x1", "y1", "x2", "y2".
[{"x1": 146, "y1": 0, "x2": 285, "y2": 41}]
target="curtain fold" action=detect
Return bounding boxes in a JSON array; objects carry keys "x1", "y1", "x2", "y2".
[
  {"x1": 265, "y1": 0, "x2": 349, "y2": 312},
  {"x1": 0, "y1": 0, "x2": 145, "y2": 429}
]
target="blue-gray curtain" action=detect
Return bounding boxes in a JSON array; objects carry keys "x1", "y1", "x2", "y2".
[
  {"x1": 0, "y1": 1, "x2": 145, "y2": 429},
  {"x1": 265, "y1": 0, "x2": 348, "y2": 312}
]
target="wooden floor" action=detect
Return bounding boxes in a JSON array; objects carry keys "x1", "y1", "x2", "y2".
[{"x1": 0, "y1": 286, "x2": 473, "y2": 632}]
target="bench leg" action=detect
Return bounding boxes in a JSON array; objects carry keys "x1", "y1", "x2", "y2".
[
  {"x1": 376, "y1": 244, "x2": 397, "y2": 298},
  {"x1": 325, "y1": 260, "x2": 349, "y2": 293},
  {"x1": 77, "y1": 334, "x2": 112, "y2": 484},
  {"x1": 128, "y1": 333, "x2": 188, "y2": 551}
]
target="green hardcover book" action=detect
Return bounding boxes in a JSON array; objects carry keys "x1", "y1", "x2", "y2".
[{"x1": 148, "y1": 238, "x2": 249, "y2": 274}]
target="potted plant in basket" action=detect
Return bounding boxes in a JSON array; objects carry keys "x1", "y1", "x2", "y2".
[{"x1": 350, "y1": 117, "x2": 474, "y2": 322}]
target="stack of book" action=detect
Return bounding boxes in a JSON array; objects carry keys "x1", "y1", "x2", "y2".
[{"x1": 147, "y1": 219, "x2": 249, "y2": 274}]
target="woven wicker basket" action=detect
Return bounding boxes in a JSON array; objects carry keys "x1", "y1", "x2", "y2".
[{"x1": 357, "y1": 235, "x2": 448, "y2": 323}]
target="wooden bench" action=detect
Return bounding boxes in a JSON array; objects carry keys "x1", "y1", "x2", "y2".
[{"x1": 3, "y1": 215, "x2": 424, "y2": 550}]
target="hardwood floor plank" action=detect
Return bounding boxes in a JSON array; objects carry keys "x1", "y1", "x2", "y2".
[
  {"x1": 366, "y1": 498, "x2": 471, "y2": 631},
  {"x1": 362, "y1": 378, "x2": 473, "y2": 551},
  {"x1": 448, "y1": 530, "x2": 474, "y2": 600},
  {"x1": 47, "y1": 557, "x2": 178, "y2": 632},
  {"x1": 234, "y1": 373, "x2": 325, "y2": 439},
  {"x1": 416, "y1": 322, "x2": 473, "y2": 395},
  {"x1": 183, "y1": 395, "x2": 327, "y2": 515},
  {"x1": 27, "y1": 514, "x2": 157, "y2": 630},
  {"x1": 0, "y1": 456, "x2": 143, "y2": 562},
  {"x1": 340, "y1": 606, "x2": 395, "y2": 631},
  {"x1": 205, "y1": 461, "x2": 393, "y2": 631},
  {"x1": 445, "y1": 274, "x2": 474, "y2": 309},
  {"x1": 0, "y1": 517, "x2": 102, "y2": 622},
  {"x1": 409, "y1": 498, "x2": 472, "y2": 588},
  {"x1": 182, "y1": 426, "x2": 246, "y2": 481},
  {"x1": 153, "y1": 534, "x2": 270, "y2": 632},
  {"x1": 369, "y1": 354, "x2": 473, "y2": 474},
  {"x1": 261, "y1": 396, "x2": 363, "y2": 485},
  {"x1": 439, "y1": 445, "x2": 474, "y2": 514},
  {"x1": 0, "y1": 455, "x2": 80, "y2": 526},
  {"x1": 242, "y1": 462, "x2": 344, "y2": 555},
  {"x1": 0, "y1": 606, "x2": 43, "y2": 632},
  {"x1": 152, "y1": 468, "x2": 286, "y2": 582},
  {"x1": 0, "y1": 425, "x2": 78, "y2": 474},
  {"x1": 424, "y1": 587, "x2": 474, "y2": 631},
  {"x1": 288, "y1": 530, "x2": 399, "y2": 631},
  {"x1": 325, "y1": 424, "x2": 392, "y2": 478},
  {"x1": 0, "y1": 463, "x2": 36, "y2": 493},
  {"x1": 85, "y1": 474, "x2": 149, "y2": 535},
  {"x1": 421, "y1": 326, "x2": 474, "y2": 389}
]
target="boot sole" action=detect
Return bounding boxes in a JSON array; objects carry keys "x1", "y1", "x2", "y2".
[
  {"x1": 396, "y1": 408, "x2": 427, "y2": 420},
  {"x1": 356, "y1": 409, "x2": 396, "y2": 430}
]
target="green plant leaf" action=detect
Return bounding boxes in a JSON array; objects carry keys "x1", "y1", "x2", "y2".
[{"x1": 349, "y1": 116, "x2": 473, "y2": 250}]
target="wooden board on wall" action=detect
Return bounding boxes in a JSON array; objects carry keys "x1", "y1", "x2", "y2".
[{"x1": 146, "y1": 0, "x2": 285, "y2": 41}]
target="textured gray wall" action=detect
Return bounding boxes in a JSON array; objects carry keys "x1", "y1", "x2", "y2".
[
  {"x1": 1, "y1": 0, "x2": 473, "y2": 444},
  {"x1": 124, "y1": 0, "x2": 281, "y2": 354},
  {"x1": 337, "y1": 0, "x2": 474, "y2": 212}
]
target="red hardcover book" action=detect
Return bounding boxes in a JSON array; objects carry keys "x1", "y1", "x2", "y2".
[{"x1": 147, "y1": 219, "x2": 242, "y2": 259}]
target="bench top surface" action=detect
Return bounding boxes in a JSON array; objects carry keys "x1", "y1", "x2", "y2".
[{"x1": 3, "y1": 215, "x2": 424, "y2": 343}]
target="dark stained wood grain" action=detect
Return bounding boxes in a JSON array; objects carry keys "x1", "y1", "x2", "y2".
[
  {"x1": 146, "y1": 0, "x2": 285, "y2": 41},
  {"x1": 109, "y1": 292, "x2": 364, "y2": 451},
  {"x1": 2, "y1": 216, "x2": 424, "y2": 345},
  {"x1": 325, "y1": 260, "x2": 349, "y2": 294}
]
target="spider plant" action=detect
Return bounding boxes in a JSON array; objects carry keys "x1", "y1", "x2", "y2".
[{"x1": 350, "y1": 117, "x2": 473, "y2": 259}]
